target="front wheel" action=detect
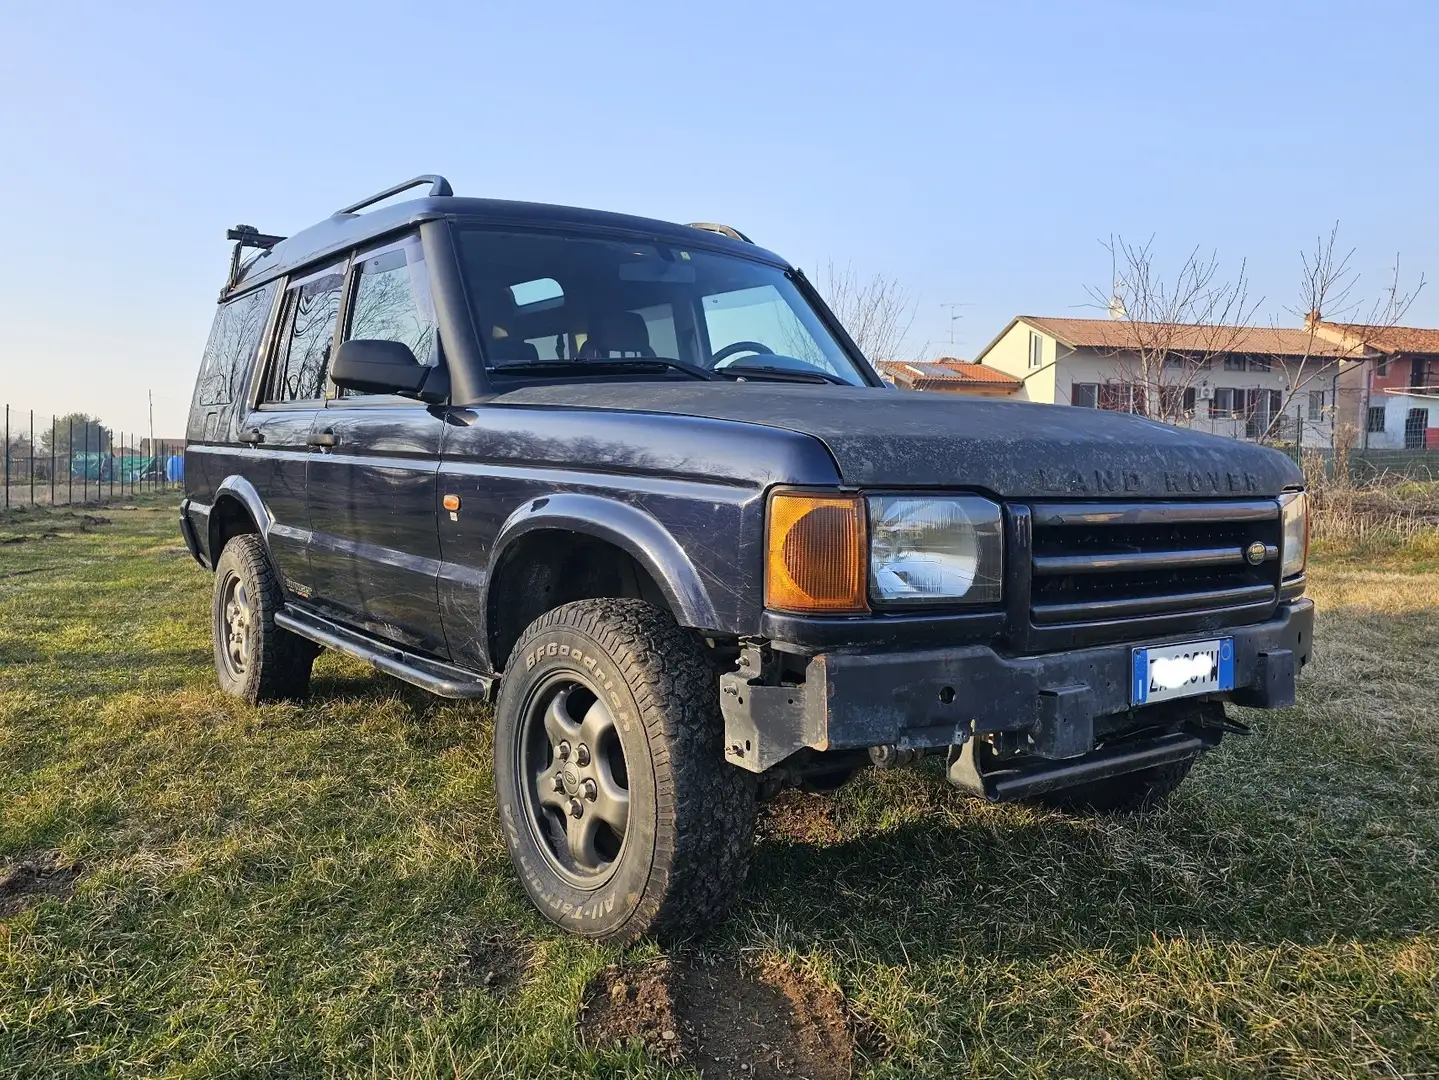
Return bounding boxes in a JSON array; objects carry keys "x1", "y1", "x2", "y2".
[{"x1": 492, "y1": 599, "x2": 756, "y2": 943}]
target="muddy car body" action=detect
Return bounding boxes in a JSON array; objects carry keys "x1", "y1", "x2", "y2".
[{"x1": 182, "y1": 175, "x2": 1313, "y2": 941}]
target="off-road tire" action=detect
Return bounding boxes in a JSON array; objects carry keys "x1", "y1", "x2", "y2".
[
  {"x1": 211, "y1": 534, "x2": 315, "y2": 705},
  {"x1": 1031, "y1": 754, "x2": 1198, "y2": 814},
  {"x1": 493, "y1": 598, "x2": 757, "y2": 943}
]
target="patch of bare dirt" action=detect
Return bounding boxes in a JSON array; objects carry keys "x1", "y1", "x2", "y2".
[
  {"x1": 757, "y1": 790, "x2": 841, "y2": 845},
  {"x1": 580, "y1": 955, "x2": 855, "y2": 1078},
  {"x1": 0, "y1": 850, "x2": 81, "y2": 917},
  {"x1": 455, "y1": 930, "x2": 530, "y2": 996}
]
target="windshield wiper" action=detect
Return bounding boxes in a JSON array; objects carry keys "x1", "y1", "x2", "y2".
[
  {"x1": 489, "y1": 358, "x2": 718, "y2": 381},
  {"x1": 716, "y1": 364, "x2": 850, "y2": 385}
]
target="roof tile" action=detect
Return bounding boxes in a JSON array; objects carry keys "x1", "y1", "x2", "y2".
[{"x1": 1021, "y1": 316, "x2": 1360, "y2": 358}]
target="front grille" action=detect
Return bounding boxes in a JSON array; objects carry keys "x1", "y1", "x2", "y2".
[{"x1": 1027, "y1": 501, "x2": 1281, "y2": 626}]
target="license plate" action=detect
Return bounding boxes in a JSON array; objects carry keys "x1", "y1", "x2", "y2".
[{"x1": 1131, "y1": 638, "x2": 1234, "y2": 705}]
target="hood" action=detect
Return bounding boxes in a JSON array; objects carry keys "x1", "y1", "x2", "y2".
[{"x1": 492, "y1": 382, "x2": 1303, "y2": 499}]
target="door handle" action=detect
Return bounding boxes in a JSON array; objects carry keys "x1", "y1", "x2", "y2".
[
  {"x1": 307, "y1": 430, "x2": 337, "y2": 448},
  {"x1": 238, "y1": 428, "x2": 264, "y2": 444}
]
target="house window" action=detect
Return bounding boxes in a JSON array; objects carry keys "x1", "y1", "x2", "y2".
[
  {"x1": 1248, "y1": 356, "x2": 1271, "y2": 372},
  {"x1": 1159, "y1": 386, "x2": 1197, "y2": 417},
  {"x1": 1405, "y1": 407, "x2": 1429, "y2": 449},
  {"x1": 1099, "y1": 380, "x2": 1146, "y2": 414},
  {"x1": 1070, "y1": 383, "x2": 1098, "y2": 408},
  {"x1": 1028, "y1": 331, "x2": 1043, "y2": 369},
  {"x1": 1223, "y1": 355, "x2": 1246, "y2": 372},
  {"x1": 1212, "y1": 387, "x2": 1237, "y2": 418},
  {"x1": 1377, "y1": 357, "x2": 1388, "y2": 377},
  {"x1": 1367, "y1": 406, "x2": 1386, "y2": 432},
  {"x1": 1308, "y1": 390, "x2": 1325, "y2": 421}
]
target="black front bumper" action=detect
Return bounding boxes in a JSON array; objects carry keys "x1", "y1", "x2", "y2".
[{"x1": 721, "y1": 599, "x2": 1313, "y2": 773}]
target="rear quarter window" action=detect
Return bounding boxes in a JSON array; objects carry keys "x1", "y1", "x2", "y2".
[{"x1": 187, "y1": 282, "x2": 277, "y2": 442}]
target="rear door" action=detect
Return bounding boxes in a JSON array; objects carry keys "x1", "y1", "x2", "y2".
[
  {"x1": 305, "y1": 233, "x2": 447, "y2": 655},
  {"x1": 238, "y1": 260, "x2": 347, "y2": 595}
]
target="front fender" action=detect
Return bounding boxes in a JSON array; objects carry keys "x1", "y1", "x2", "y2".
[{"x1": 488, "y1": 492, "x2": 720, "y2": 630}]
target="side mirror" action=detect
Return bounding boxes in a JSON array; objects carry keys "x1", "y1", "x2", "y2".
[{"x1": 330, "y1": 339, "x2": 438, "y2": 398}]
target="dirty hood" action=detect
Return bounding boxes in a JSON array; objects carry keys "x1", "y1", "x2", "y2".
[{"x1": 493, "y1": 382, "x2": 1303, "y2": 499}]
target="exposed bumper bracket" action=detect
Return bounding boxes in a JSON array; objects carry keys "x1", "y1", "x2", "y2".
[{"x1": 947, "y1": 728, "x2": 1219, "y2": 801}]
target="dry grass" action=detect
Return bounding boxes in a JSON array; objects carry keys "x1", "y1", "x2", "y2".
[{"x1": 1, "y1": 498, "x2": 1437, "y2": 1078}]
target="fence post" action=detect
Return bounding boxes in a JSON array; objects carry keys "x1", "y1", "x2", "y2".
[
  {"x1": 29, "y1": 409, "x2": 34, "y2": 506},
  {"x1": 50, "y1": 417, "x2": 56, "y2": 505},
  {"x1": 67, "y1": 417, "x2": 73, "y2": 505},
  {"x1": 4, "y1": 403, "x2": 9, "y2": 511},
  {"x1": 109, "y1": 432, "x2": 114, "y2": 502}
]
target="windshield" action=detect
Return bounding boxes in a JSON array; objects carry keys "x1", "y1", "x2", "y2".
[{"x1": 456, "y1": 228, "x2": 871, "y2": 385}]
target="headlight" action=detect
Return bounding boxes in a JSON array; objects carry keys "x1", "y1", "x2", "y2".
[
  {"x1": 868, "y1": 495, "x2": 1003, "y2": 605},
  {"x1": 1280, "y1": 491, "x2": 1308, "y2": 579}
]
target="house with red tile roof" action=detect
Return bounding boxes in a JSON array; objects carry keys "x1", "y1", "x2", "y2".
[
  {"x1": 972, "y1": 315, "x2": 1368, "y2": 447},
  {"x1": 875, "y1": 357, "x2": 1023, "y2": 396},
  {"x1": 1313, "y1": 322, "x2": 1439, "y2": 449}
]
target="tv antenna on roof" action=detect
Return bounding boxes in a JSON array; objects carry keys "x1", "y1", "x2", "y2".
[{"x1": 940, "y1": 303, "x2": 967, "y2": 347}]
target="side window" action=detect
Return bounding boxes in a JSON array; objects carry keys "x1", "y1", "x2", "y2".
[
  {"x1": 344, "y1": 235, "x2": 438, "y2": 367},
  {"x1": 263, "y1": 262, "x2": 346, "y2": 403},
  {"x1": 187, "y1": 281, "x2": 277, "y2": 440},
  {"x1": 194, "y1": 282, "x2": 276, "y2": 408},
  {"x1": 1070, "y1": 382, "x2": 1098, "y2": 408}
]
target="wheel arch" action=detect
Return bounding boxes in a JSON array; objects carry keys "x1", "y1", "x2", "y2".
[
  {"x1": 206, "y1": 476, "x2": 273, "y2": 569},
  {"x1": 485, "y1": 494, "x2": 720, "y2": 671}
]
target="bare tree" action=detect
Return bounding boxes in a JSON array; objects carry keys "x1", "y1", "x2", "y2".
[
  {"x1": 1267, "y1": 223, "x2": 1425, "y2": 442},
  {"x1": 1085, "y1": 236, "x2": 1262, "y2": 423},
  {"x1": 819, "y1": 260, "x2": 918, "y2": 363}
]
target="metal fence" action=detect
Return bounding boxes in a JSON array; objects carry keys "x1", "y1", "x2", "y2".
[
  {"x1": 1270, "y1": 444, "x2": 1439, "y2": 483},
  {"x1": 1, "y1": 405, "x2": 184, "y2": 509}
]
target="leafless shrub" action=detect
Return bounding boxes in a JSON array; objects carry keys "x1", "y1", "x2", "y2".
[{"x1": 819, "y1": 260, "x2": 917, "y2": 363}]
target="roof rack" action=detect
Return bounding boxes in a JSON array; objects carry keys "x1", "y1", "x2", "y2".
[
  {"x1": 686, "y1": 221, "x2": 753, "y2": 244},
  {"x1": 225, "y1": 224, "x2": 286, "y2": 295},
  {"x1": 333, "y1": 174, "x2": 453, "y2": 217}
]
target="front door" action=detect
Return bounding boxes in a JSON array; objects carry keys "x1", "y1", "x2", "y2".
[
  {"x1": 304, "y1": 233, "x2": 448, "y2": 655},
  {"x1": 240, "y1": 259, "x2": 348, "y2": 595}
]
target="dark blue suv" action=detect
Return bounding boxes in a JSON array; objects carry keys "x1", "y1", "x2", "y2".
[{"x1": 182, "y1": 175, "x2": 1314, "y2": 942}]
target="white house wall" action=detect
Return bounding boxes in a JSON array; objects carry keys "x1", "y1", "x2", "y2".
[
  {"x1": 1055, "y1": 346, "x2": 1338, "y2": 448},
  {"x1": 975, "y1": 321, "x2": 1046, "y2": 402},
  {"x1": 1367, "y1": 392, "x2": 1436, "y2": 449}
]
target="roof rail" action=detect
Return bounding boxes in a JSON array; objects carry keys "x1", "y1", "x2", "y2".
[
  {"x1": 224, "y1": 224, "x2": 286, "y2": 296},
  {"x1": 686, "y1": 221, "x2": 753, "y2": 244},
  {"x1": 334, "y1": 174, "x2": 453, "y2": 217}
]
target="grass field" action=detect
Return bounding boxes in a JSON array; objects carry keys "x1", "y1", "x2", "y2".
[{"x1": 2, "y1": 499, "x2": 1437, "y2": 1078}]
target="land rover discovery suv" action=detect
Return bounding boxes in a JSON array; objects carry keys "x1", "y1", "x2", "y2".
[{"x1": 181, "y1": 175, "x2": 1313, "y2": 942}]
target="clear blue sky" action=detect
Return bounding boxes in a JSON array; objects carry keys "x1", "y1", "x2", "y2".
[{"x1": 2, "y1": 0, "x2": 1435, "y2": 437}]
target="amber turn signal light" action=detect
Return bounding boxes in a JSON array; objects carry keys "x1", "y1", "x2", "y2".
[{"x1": 765, "y1": 492, "x2": 868, "y2": 614}]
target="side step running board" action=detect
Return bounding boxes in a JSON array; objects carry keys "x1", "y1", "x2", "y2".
[
  {"x1": 947, "y1": 730, "x2": 1216, "y2": 801},
  {"x1": 275, "y1": 608, "x2": 497, "y2": 701}
]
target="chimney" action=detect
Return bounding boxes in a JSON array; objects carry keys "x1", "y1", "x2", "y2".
[{"x1": 1304, "y1": 308, "x2": 1321, "y2": 329}]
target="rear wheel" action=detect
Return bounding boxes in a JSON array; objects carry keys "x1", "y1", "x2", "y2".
[
  {"x1": 211, "y1": 534, "x2": 315, "y2": 704},
  {"x1": 493, "y1": 598, "x2": 756, "y2": 943}
]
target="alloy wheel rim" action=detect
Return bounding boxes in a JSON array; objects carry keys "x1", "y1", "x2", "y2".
[
  {"x1": 220, "y1": 573, "x2": 252, "y2": 678},
  {"x1": 518, "y1": 676, "x2": 631, "y2": 887}
]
